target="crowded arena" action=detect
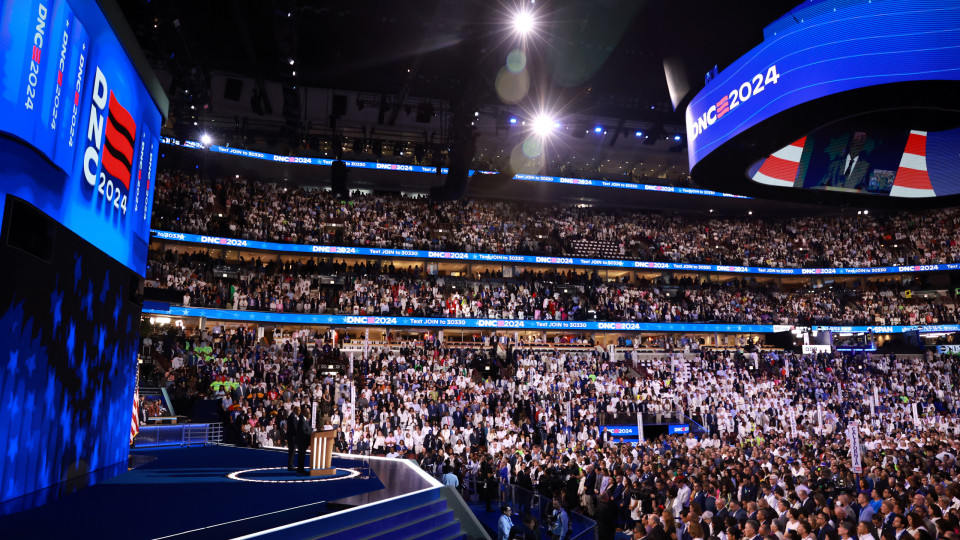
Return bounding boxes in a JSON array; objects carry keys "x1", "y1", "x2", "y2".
[
  {"x1": 3, "y1": 1, "x2": 960, "y2": 539},
  {"x1": 151, "y1": 172, "x2": 960, "y2": 269}
]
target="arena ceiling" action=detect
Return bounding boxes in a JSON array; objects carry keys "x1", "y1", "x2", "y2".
[
  {"x1": 121, "y1": 0, "x2": 798, "y2": 120},
  {"x1": 120, "y1": 0, "x2": 834, "y2": 212}
]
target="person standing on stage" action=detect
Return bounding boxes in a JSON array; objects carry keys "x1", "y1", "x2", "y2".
[
  {"x1": 287, "y1": 406, "x2": 300, "y2": 471},
  {"x1": 296, "y1": 408, "x2": 313, "y2": 474}
]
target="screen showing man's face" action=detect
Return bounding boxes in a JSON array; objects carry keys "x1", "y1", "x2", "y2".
[{"x1": 849, "y1": 132, "x2": 868, "y2": 156}]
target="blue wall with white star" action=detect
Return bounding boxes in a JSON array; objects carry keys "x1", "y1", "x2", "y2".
[{"x1": 0, "y1": 196, "x2": 140, "y2": 506}]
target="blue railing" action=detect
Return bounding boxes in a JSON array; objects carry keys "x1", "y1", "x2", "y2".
[{"x1": 132, "y1": 423, "x2": 223, "y2": 448}]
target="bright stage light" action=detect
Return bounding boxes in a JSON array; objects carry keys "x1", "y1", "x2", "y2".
[
  {"x1": 200, "y1": 134, "x2": 212, "y2": 146},
  {"x1": 513, "y1": 10, "x2": 535, "y2": 36},
  {"x1": 530, "y1": 114, "x2": 557, "y2": 137}
]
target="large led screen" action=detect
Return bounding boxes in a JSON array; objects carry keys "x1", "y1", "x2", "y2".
[
  {"x1": 0, "y1": 204, "x2": 140, "y2": 507},
  {"x1": 686, "y1": 0, "x2": 960, "y2": 171},
  {"x1": 0, "y1": 0, "x2": 162, "y2": 274},
  {"x1": 749, "y1": 125, "x2": 960, "y2": 198}
]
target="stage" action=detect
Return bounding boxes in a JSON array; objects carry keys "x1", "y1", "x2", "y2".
[{"x1": 0, "y1": 446, "x2": 383, "y2": 540}]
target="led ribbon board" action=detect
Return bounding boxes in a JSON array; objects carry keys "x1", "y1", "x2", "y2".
[
  {"x1": 152, "y1": 229, "x2": 957, "y2": 276},
  {"x1": 159, "y1": 138, "x2": 749, "y2": 200},
  {"x1": 0, "y1": 0, "x2": 163, "y2": 274},
  {"x1": 141, "y1": 306, "x2": 960, "y2": 334},
  {"x1": 686, "y1": 0, "x2": 960, "y2": 204}
]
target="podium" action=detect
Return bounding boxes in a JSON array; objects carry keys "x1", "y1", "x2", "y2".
[{"x1": 309, "y1": 429, "x2": 338, "y2": 476}]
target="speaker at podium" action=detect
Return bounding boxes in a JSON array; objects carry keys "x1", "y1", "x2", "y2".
[{"x1": 310, "y1": 429, "x2": 338, "y2": 476}]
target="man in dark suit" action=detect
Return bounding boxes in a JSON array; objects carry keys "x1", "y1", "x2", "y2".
[
  {"x1": 584, "y1": 464, "x2": 598, "y2": 514},
  {"x1": 703, "y1": 492, "x2": 718, "y2": 514},
  {"x1": 798, "y1": 487, "x2": 816, "y2": 516},
  {"x1": 819, "y1": 131, "x2": 871, "y2": 189},
  {"x1": 287, "y1": 406, "x2": 300, "y2": 471},
  {"x1": 423, "y1": 428, "x2": 437, "y2": 452},
  {"x1": 746, "y1": 501, "x2": 759, "y2": 522},
  {"x1": 700, "y1": 512, "x2": 716, "y2": 537},
  {"x1": 692, "y1": 484, "x2": 708, "y2": 511},
  {"x1": 599, "y1": 429, "x2": 613, "y2": 448},
  {"x1": 516, "y1": 466, "x2": 533, "y2": 516},
  {"x1": 704, "y1": 411, "x2": 718, "y2": 436},
  {"x1": 296, "y1": 408, "x2": 313, "y2": 474},
  {"x1": 730, "y1": 500, "x2": 748, "y2": 524},
  {"x1": 480, "y1": 455, "x2": 495, "y2": 512},
  {"x1": 644, "y1": 513, "x2": 668, "y2": 540},
  {"x1": 891, "y1": 514, "x2": 908, "y2": 540},
  {"x1": 815, "y1": 512, "x2": 836, "y2": 540},
  {"x1": 596, "y1": 492, "x2": 617, "y2": 540},
  {"x1": 715, "y1": 497, "x2": 730, "y2": 522},
  {"x1": 880, "y1": 500, "x2": 896, "y2": 537}
]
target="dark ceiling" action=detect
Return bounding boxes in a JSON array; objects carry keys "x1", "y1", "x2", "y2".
[{"x1": 119, "y1": 0, "x2": 802, "y2": 124}]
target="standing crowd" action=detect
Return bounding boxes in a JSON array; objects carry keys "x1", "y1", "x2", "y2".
[
  {"x1": 151, "y1": 170, "x2": 960, "y2": 269},
  {"x1": 146, "y1": 323, "x2": 960, "y2": 540}
]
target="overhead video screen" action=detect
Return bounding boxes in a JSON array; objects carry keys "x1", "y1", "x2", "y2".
[
  {"x1": 0, "y1": 0, "x2": 162, "y2": 274},
  {"x1": 749, "y1": 125, "x2": 960, "y2": 198},
  {"x1": 686, "y1": 0, "x2": 960, "y2": 172}
]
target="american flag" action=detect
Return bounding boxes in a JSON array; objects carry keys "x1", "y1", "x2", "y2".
[
  {"x1": 890, "y1": 131, "x2": 933, "y2": 197},
  {"x1": 751, "y1": 137, "x2": 806, "y2": 188},
  {"x1": 130, "y1": 388, "x2": 140, "y2": 444}
]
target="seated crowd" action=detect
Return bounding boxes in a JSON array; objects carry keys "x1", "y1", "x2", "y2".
[
  {"x1": 147, "y1": 323, "x2": 960, "y2": 540},
  {"x1": 151, "y1": 170, "x2": 960, "y2": 268},
  {"x1": 146, "y1": 250, "x2": 960, "y2": 326}
]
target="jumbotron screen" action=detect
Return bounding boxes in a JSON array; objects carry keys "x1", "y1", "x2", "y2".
[
  {"x1": 685, "y1": 0, "x2": 960, "y2": 201},
  {"x1": 749, "y1": 125, "x2": 960, "y2": 197},
  {"x1": 0, "y1": 0, "x2": 162, "y2": 274}
]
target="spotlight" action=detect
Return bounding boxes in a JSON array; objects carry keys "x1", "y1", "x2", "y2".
[
  {"x1": 513, "y1": 10, "x2": 535, "y2": 35},
  {"x1": 674, "y1": 135, "x2": 682, "y2": 141},
  {"x1": 635, "y1": 131, "x2": 643, "y2": 137},
  {"x1": 509, "y1": 117, "x2": 518, "y2": 124},
  {"x1": 594, "y1": 126, "x2": 603, "y2": 134},
  {"x1": 200, "y1": 133, "x2": 212, "y2": 146},
  {"x1": 530, "y1": 113, "x2": 557, "y2": 137}
]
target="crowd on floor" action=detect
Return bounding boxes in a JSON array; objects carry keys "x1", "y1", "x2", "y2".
[
  {"x1": 144, "y1": 324, "x2": 960, "y2": 540},
  {"x1": 142, "y1": 167, "x2": 960, "y2": 540}
]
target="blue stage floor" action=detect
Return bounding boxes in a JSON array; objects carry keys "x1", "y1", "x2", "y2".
[{"x1": 0, "y1": 446, "x2": 382, "y2": 540}]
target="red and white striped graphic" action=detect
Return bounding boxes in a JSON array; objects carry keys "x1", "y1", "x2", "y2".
[
  {"x1": 751, "y1": 137, "x2": 806, "y2": 187},
  {"x1": 130, "y1": 389, "x2": 140, "y2": 444},
  {"x1": 890, "y1": 131, "x2": 934, "y2": 198}
]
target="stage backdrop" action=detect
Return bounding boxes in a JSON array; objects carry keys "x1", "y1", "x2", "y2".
[
  {"x1": 0, "y1": 0, "x2": 165, "y2": 507},
  {"x1": 0, "y1": 196, "x2": 140, "y2": 505}
]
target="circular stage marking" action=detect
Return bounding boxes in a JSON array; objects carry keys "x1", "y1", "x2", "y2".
[{"x1": 227, "y1": 467, "x2": 361, "y2": 484}]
